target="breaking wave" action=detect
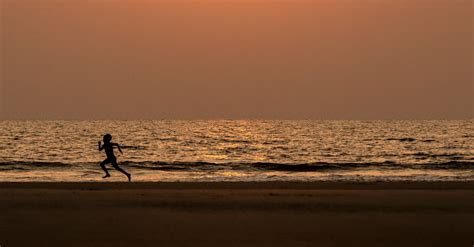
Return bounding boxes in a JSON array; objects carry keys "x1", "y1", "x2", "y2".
[{"x1": 1, "y1": 160, "x2": 472, "y2": 172}]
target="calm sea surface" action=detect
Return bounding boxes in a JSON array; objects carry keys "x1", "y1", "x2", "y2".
[{"x1": 0, "y1": 120, "x2": 472, "y2": 182}]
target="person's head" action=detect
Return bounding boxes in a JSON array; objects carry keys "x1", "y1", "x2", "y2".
[{"x1": 103, "y1": 134, "x2": 112, "y2": 143}]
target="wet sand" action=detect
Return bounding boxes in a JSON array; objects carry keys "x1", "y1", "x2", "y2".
[{"x1": 1, "y1": 182, "x2": 473, "y2": 247}]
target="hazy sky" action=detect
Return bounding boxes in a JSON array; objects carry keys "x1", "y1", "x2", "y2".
[{"x1": 1, "y1": 0, "x2": 472, "y2": 119}]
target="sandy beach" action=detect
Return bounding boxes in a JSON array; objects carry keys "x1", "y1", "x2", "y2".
[{"x1": 1, "y1": 182, "x2": 473, "y2": 247}]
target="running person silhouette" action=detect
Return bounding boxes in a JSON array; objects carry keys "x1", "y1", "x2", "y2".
[{"x1": 98, "y1": 134, "x2": 131, "y2": 182}]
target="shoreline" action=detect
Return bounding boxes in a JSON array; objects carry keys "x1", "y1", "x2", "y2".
[{"x1": 1, "y1": 181, "x2": 473, "y2": 190}]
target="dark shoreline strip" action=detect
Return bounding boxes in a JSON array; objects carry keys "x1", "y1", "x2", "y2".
[{"x1": 1, "y1": 181, "x2": 473, "y2": 190}]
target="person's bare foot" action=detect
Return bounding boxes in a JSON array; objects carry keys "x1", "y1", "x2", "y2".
[
  {"x1": 127, "y1": 174, "x2": 131, "y2": 182},
  {"x1": 102, "y1": 174, "x2": 110, "y2": 179}
]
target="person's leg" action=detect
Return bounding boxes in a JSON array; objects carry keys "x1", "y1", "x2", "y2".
[
  {"x1": 112, "y1": 161, "x2": 131, "y2": 182},
  {"x1": 100, "y1": 160, "x2": 111, "y2": 178}
]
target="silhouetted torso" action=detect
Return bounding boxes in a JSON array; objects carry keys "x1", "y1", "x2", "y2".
[{"x1": 103, "y1": 142, "x2": 116, "y2": 160}]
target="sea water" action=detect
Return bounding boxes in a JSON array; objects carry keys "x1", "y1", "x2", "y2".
[{"x1": 0, "y1": 120, "x2": 472, "y2": 182}]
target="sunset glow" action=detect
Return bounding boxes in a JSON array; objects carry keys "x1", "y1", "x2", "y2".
[
  {"x1": 2, "y1": 0, "x2": 471, "y2": 119},
  {"x1": 1, "y1": 1, "x2": 473, "y2": 246}
]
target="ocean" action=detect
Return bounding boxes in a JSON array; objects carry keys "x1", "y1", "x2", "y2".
[{"x1": 0, "y1": 120, "x2": 472, "y2": 182}]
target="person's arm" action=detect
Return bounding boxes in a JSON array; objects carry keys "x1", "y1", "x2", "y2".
[
  {"x1": 115, "y1": 143, "x2": 123, "y2": 154},
  {"x1": 98, "y1": 141, "x2": 103, "y2": 151}
]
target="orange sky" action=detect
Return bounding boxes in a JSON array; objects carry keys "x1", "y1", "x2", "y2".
[{"x1": 1, "y1": 0, "x2": 472, "y2": 119}]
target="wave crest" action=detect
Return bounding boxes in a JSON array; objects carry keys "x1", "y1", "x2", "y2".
[{"x1": 0, "y1": 160, "x2": 472, "y2": 172}]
